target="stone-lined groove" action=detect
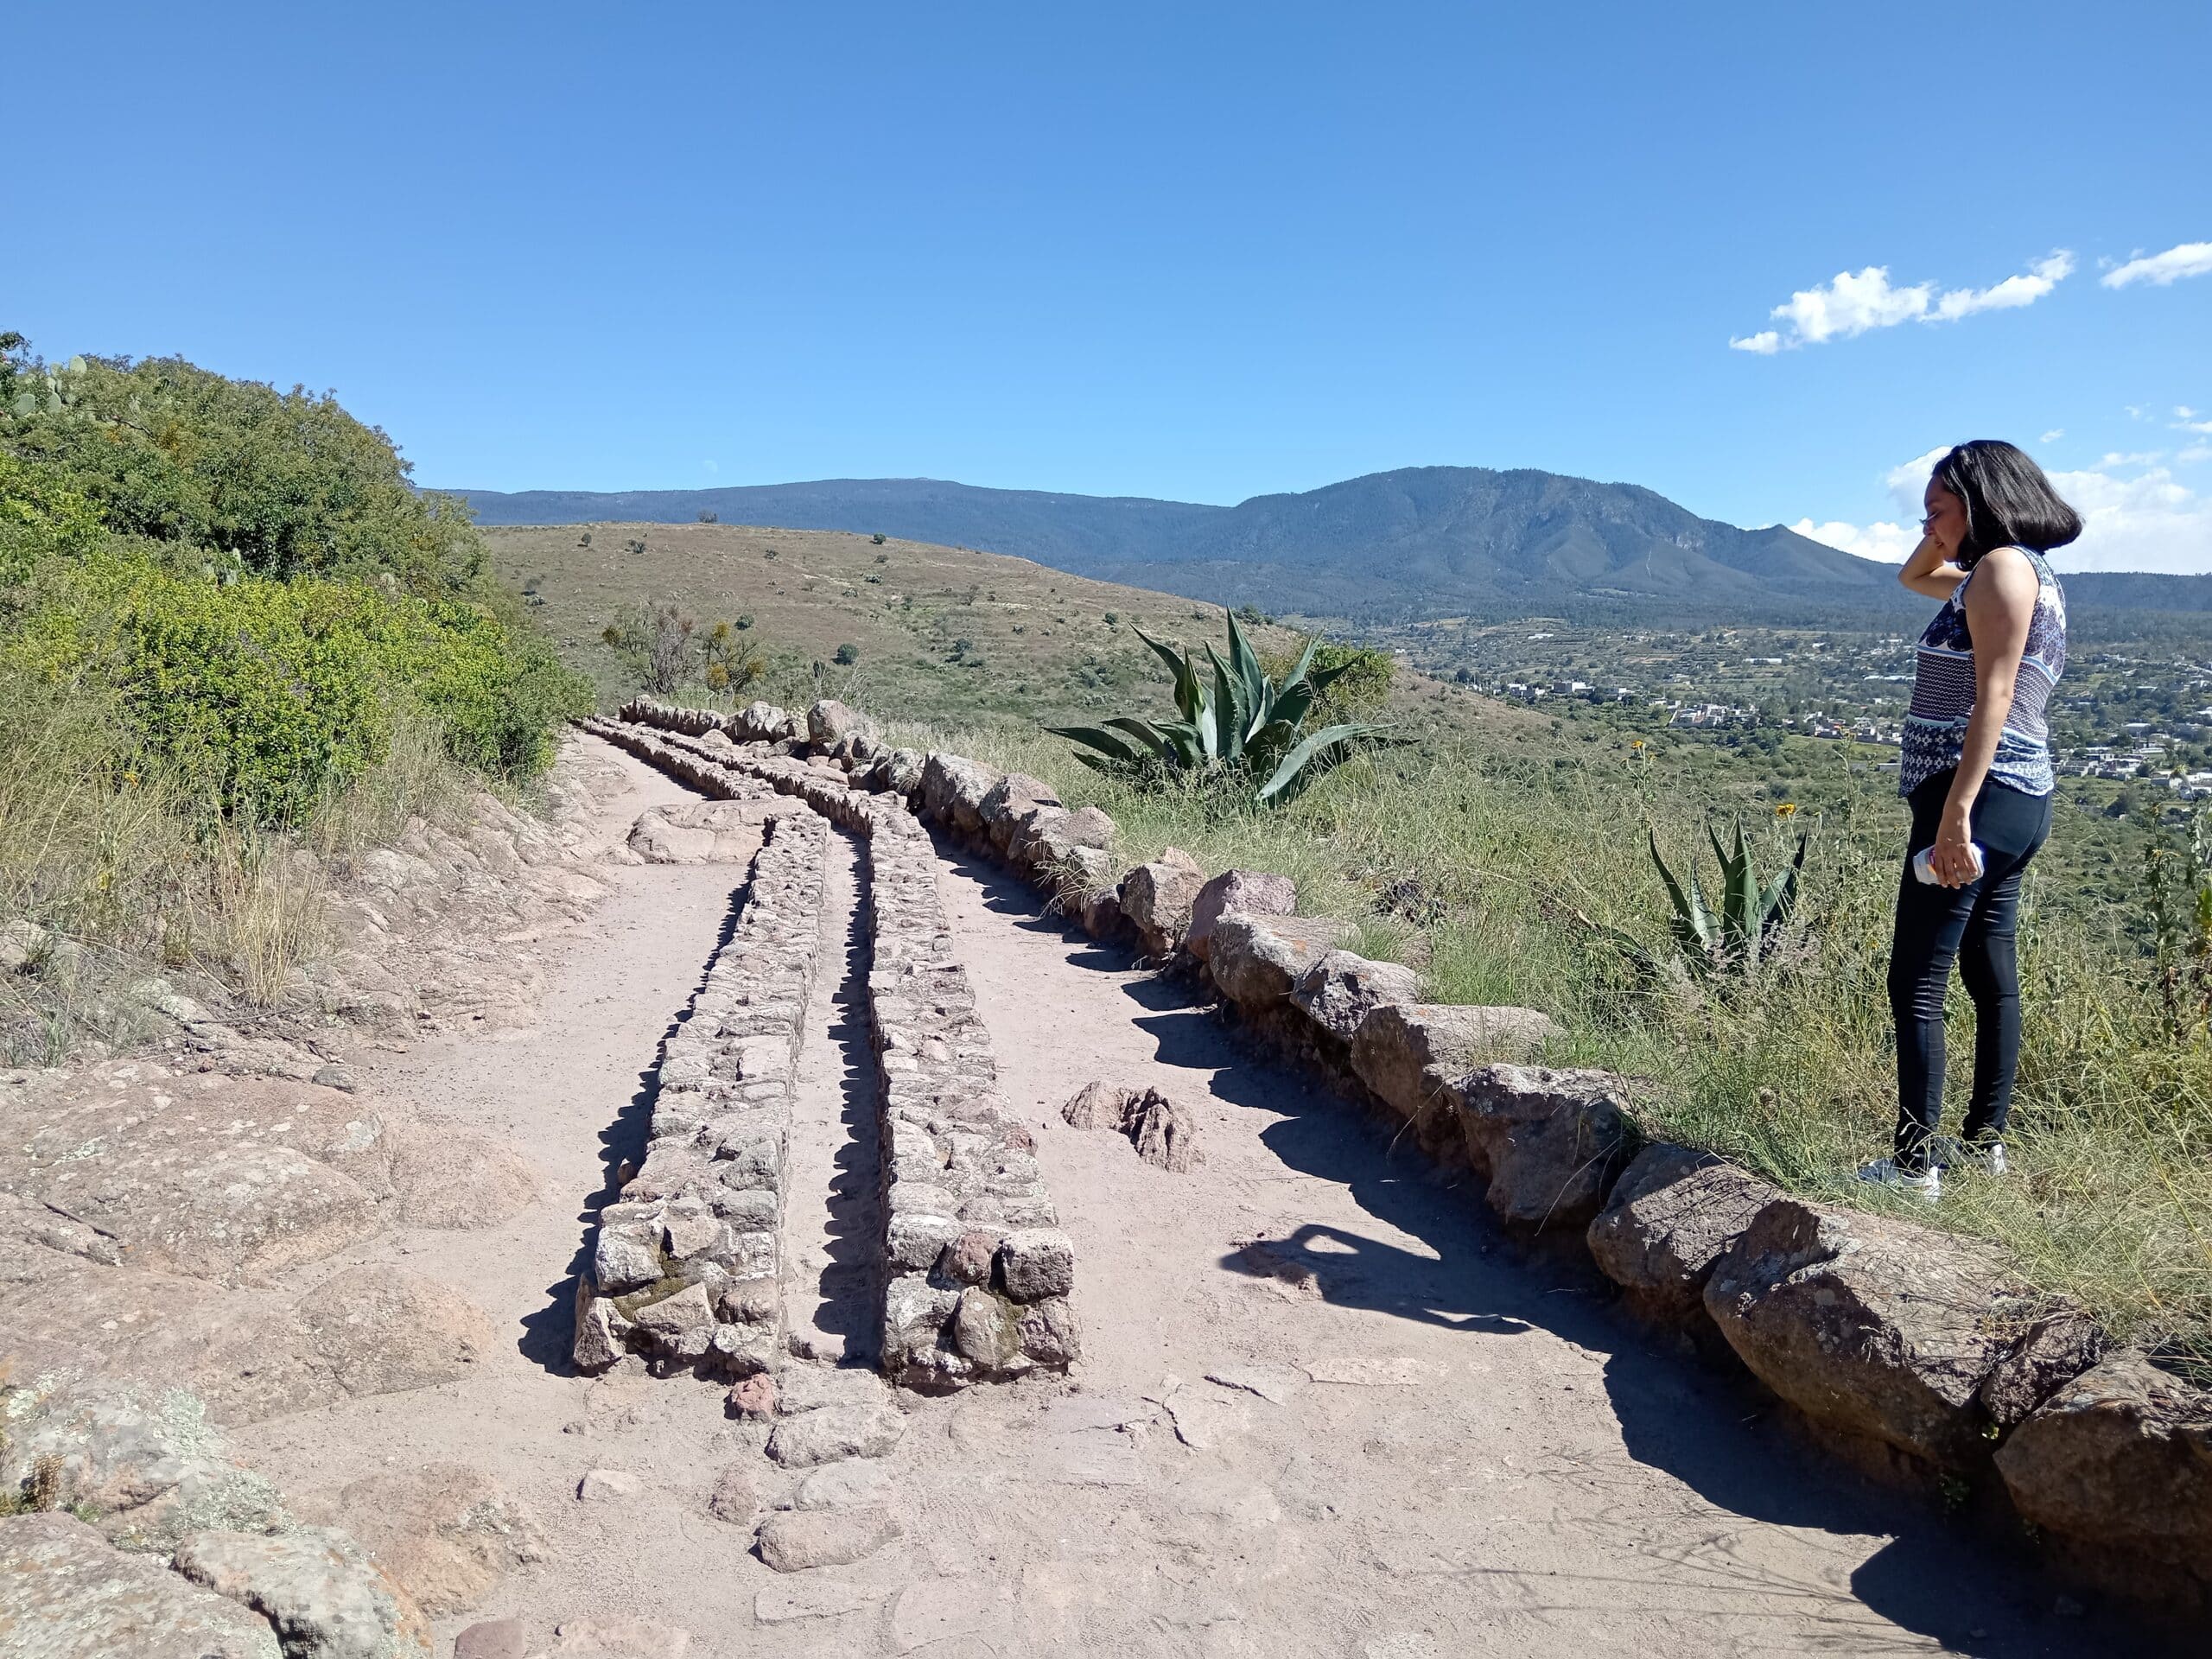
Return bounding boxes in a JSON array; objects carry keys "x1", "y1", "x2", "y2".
[
  {"x1": 584, "y1": 707, "x2": 1081, "y2": 1391},
  {"x1": 571, "y1": 803, "x2": 829, "y2": 1377}
]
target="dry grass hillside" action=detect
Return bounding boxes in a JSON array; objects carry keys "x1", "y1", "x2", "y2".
[{"x1": 487, "y1": 520, "x2": 1311, "y2": 723}]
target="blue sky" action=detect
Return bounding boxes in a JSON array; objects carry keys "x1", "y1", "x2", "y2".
[{"x1": 10, "y1": 2, "x2": 2210, "y2": 569}]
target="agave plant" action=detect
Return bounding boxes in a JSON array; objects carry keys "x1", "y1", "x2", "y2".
[
  {"x1": 1047, "y1": 613, "x2": 1389, "y2": 808},
  {"x1": 1647, "y1": 821, "x2": 1808, "y2": 976}
]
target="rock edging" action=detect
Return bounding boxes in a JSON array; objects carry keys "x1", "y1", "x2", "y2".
[{"x1": 599, "y1": 697, "x2": 2212, "y2": 1623}]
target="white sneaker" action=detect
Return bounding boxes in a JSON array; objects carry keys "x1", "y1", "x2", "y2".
[
  {"x1": 1948, "y1": 1139, "x2": 2008, "y2": 1176},
  {"x1": 1858, "y1": 1158, "x2": 1942, "y2": 1202}
]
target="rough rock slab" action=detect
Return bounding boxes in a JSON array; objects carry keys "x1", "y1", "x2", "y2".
[
  {"x1": 0, "y1": 1512, "x2": 283, "y2": 1659},
  {"x1": 171, "y1": 1525, "x2": 430, "y2": 1659},
  {"x1": 1208, "y1": 912, "x2": 1347, "y2": 1012},
  {"x1": 575, "y1": 1469, "x2": 642, "y2": 1503},
  {"x1": 1205, "y1": 1363, "x2": 1308, "y2": 1405},
  {"x1": 1187, "y1": 869, "x2": 1295, "y2": 962},
  {"x1": 1704, "y1": 1197, "x2": 2097, "y2": 1471},
  {"x1": 753, "y1": 1503, "x2": 902, "y2": 1572},
  {"x1": 626, "y1": 800, "x2": 779, "y2": 863},
  {"x1": 765, "y1": 1405, "x2": 906, "y2": 1468},
  {"x1": 1290, "y1": 950, "x2": 1421, "y2": 1044},
  {"x1": 1350, "y1": 1002, "x2": 1557, "y2": 1155},
  {"x1": 1456, "y1": 1064, "x2": 1634, "y2": 1230},
  {"x1": 1994, "y1": 1350, "x2": 2212, "y2": 1600},
  {"x1": 1119, "y1": 849, "x2": 1206, "y2": 957},
  {"x1": 0, "y1": 1379, "x2": 283, "y2": 1553},
  {"x1": 311, "y1": 1462, "x2": 545, "y2": 1618},
  {"x1": 1586, "y1": 1142, "x2": 1781, "y2": 1321},
  {"x1": 454, "y1": 1617, "x2": 528, "y2": 1659}
]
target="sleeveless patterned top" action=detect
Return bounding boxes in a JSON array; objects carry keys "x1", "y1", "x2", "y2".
[{"x1": 1898, "y1": 548, "x2": 2067, "y2": 798}]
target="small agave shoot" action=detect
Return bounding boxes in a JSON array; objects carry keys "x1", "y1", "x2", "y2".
[
  {"x1": 1046, "y1": 613, "x2": 1389, "y2": 808},
  {"x1": 1648, "y1": 821, "x2": 1808, "y2": 976}
]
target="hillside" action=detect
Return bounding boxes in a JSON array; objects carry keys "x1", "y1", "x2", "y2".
[
  {"x1": 456, "y1": 467, "x2": 1912, "y2": 625},
  {"x1": 486, "y1": 518, "x2": 1383, "y2": 725},
  {"x1": 457, "y1": 467, "x2": 2212, "y2": 627}
]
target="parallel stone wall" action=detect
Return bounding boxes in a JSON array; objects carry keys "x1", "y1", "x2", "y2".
[
  {"x1": 594, "y1": 695, "x2": 2212, "y2": 1622},
  {"x1": 588, "y1": 706, "x2": 1081, "y2": 1391},
  {"x1": 572, "y1": 802, "x2": 828, "y2": 1377}
]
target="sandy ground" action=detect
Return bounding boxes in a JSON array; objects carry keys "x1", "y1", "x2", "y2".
[{"x1": 232, "y1": 738, "x2": 2121, "y2": 1657}]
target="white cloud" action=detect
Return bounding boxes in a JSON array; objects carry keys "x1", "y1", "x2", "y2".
[
  {"x1": 1735, "y1": 253, "x2": 2074, "y2": 352},
  {"x1": 2176, "y1": 418, "x2": 2212, "y2": 435},
  {"x1": 2041, "y1": 429, "x2": 2065, "y2": 443},
  {"x1": 1929, "y1": 251, "x2": 2075, "y2": 320},
  {"x1": 2101, "y1": 450, "x2": 2166, "y2": 467},
  {"x1": 1794, "y1": 447, "x2": 2212, "y2": 574},
  {"x1": 1790, "y1": 518, "x2": 1920, "y2": 563},
  {"x1": 2179, "y1": 406, "x2": 2200, "y2": 420},
  {"x1": 2101, "y1": 241, "x2": 2212, "y2": 289}
]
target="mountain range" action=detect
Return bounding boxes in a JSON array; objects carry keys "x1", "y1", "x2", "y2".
[{"x1": 448, "y1": 467, "x2": 2209, "y2": 624}]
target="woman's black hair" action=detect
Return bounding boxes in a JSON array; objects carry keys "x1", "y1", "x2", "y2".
[{"x1": 1929, "y1": 440, "x2": 2083, "y2": 566}]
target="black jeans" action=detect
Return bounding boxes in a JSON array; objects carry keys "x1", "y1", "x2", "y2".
[{"x1": 1886, "y1": 771, "x2": 2053, "y2": 1171}]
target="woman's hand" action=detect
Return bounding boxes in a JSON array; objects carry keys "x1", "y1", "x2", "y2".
[{"x1": 1929, "y1": 804, "x2": 1980, "y2": 887}]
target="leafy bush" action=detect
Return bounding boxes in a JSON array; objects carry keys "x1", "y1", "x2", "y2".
[
  {"x1": 834, "y1": 643, "x2": 859, "y2": 665},
  {"x1": 8, "y1": 549, "x2": 588, "y2": 826}
]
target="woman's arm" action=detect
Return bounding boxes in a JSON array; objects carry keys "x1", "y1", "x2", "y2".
[
  {"x1": 1898, "y1": 531, "x2": 1971, "y2": 601},
  {"x1": 1930, "y1": 547, "x2": 2038, "y2": 885}
]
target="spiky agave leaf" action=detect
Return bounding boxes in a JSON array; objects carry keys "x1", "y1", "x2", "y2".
[
  {"x1": 1255, "y1": 721, "x2": 1384, "y2": 805},
  {"x1": 1649, "y1": 828, "x2": 1716, "y2": 957}
]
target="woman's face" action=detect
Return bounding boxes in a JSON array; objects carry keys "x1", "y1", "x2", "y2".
[{"x1": 1923, "y1": 480, "x2": 1969, "y2": 555}]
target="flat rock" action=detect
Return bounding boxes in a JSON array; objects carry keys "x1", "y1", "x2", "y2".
[
  {"x1": 575, "y1": 1469, "x2": 642, "y2": 1503},
  {"x1": 171, "y1": 1525, "x2": 430, "y2": 1659},
  {"x1": 0, "y1": 1512, "x2": 283, "y2": 1659},
  {"x1": 1304, "y1": 1356, "x2": 1426, "y2": 1386},
  {"x1": 1994, "y1": 1350, "x2": 2212, "y2": 1603},
  {"x1": 754, "y1": 1580, "x2": 880, "y2": 1624},
  {"x1": 626, "y1": 800, "x2": 774, "y2": 863},
  {"x1": 315, "y1": 1462, "x2": 545, "y2": 1618},
  {"x1": 772, "y1": 1365, "x2": 892, "y2": 1415},
  {"x1": 765, "y1": 1404, "x2": 906, "y2": 1468},
  {"x1": 1187, "y1": 869, "x2": 1296, "y2": 962},
  {"x1": 1705, "y1": 1197, "x2": 2096, "y2": 1471},
  {"x1": 1586, "y1": 1142, "x2": 1781, "y2": 1321},
  {"x1": 705, "y1": 1462, "x2": 760, "y2": 1524},
  {"x1": 785, "y1": 1458, "x2": 895, "y2": 1510},
  {"x1": 753, "y1": 1503, "x2": 902, "y2": 1572},
  {"x1": 454, "y1": 1618, "x2": 528, "y2": 1659},
  {"x1": 1456, "y1": 1064, "x2": 1633, "y2": 1230}
]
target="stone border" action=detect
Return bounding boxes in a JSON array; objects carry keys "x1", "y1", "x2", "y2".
[
  {"x1": 595, "y1": 696, "x2": 2211, "y2": 1623},
  {"x1": 571, "y1": 785, "x2": 827, "y2": 1378},
  {"x1": 589, "y1": 705, "x2": 1080, "y2": 1392}
]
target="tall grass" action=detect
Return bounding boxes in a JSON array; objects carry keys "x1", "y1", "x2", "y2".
[
  {"x1": 905, "y1": 715, "x2": 2212, "y2": 1361},
  {"x1": 0, "y1": 667, "x2": 473, "y2": 1056}
]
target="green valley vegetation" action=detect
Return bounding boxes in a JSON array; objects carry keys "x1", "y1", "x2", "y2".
[{"x1": 0, "y1": 334, "x2": 589, "y2": 1056}]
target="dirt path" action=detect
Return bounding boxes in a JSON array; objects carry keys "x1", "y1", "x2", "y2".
[{"x1": 232, "y1": 740, "x2": 2111, "y2": 1656}]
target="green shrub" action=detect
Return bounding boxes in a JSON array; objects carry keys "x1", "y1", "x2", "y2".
[{"x1": 834, "y1": 643, "x2": 859, "y2": 665}]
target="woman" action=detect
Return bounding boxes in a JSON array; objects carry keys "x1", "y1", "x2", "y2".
[{"x1": 1859, "y1": 440, "x2": 2078, "y2": 1200}]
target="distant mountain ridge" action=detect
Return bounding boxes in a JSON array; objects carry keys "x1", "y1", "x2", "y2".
[{"x1": 447, "y1": 467, "x2": 2201, "y2": 622}]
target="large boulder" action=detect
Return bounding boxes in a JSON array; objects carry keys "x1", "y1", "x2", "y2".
[
  {"x1": 1350, "y1": 1003, "x2": 1555, "y2": 1166},
  {"x1": 877, "y1": 748, "x2": 927, "y2": 798},
  {"x1": 1585, "y1": 1143, "x2": 1780, "y2": 1322},
  {"x1": 918, "y1": 753, "x2": 1003, "y2": 836},
  {"x1": 1704, "y1": 1198, "x2": 2104, "y2": 1471},
  {"x1": 734, "y1": 701, "x2": 797, "y2": 743},
  {"x1": 1208, "y1": 913, "x2": 1347, "y2": 1013},
  {"x1": 1186, "y1": 870, "x2": 1295, "y2": 962},
  {"x1": 0, "y1": 1513, "x2": 283, "y2": 1659},
  {"x1": 806, "y1": 700, "x2": 875, "y2": 752},
  {"x1": 1456, "y1": 1065, "x2": 1634, "y2": 1230},
  {"x1": 1288, "y1": 950, "x2": 1419, "y2": 1044},
  {"x1": 1118, "y1": 849, "x2": 1206, "y2": 957},
  {"x1": 1994, "y1": 1351, "x2": 2212, "y2": 1606},
  {"x1": 173, "y1": 1526, "x2": 431, "y2": 1659}
]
